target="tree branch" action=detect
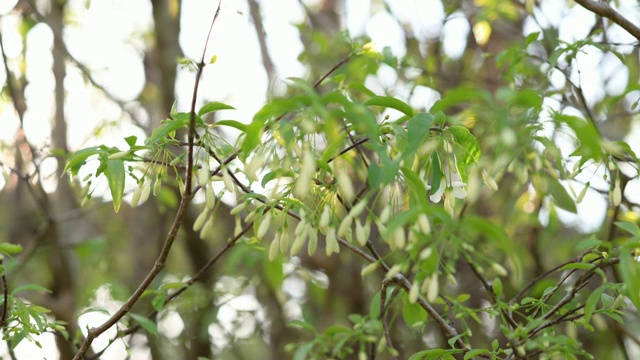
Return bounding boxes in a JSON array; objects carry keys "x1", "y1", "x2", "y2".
[{"x1": 574, "y1": 0, "x2": 640, "y2": 41}]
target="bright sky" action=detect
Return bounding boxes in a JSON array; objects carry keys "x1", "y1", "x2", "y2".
[{"x1": 1, "y1": 0, "x2": 640, "y2": 358}]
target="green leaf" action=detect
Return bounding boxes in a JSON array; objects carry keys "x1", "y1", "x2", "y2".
[
  {"x1": 546, "y1": 178, "x2": 577, "y2": 213},
  {"x1": 130, "y1": 313, "x2": 159, "y2": 336},
  {"x1": 198, "y1": 101, "x2": 235, "y2": 116},
  {"x1": 584, "y1": 286, "x2": 606, "y2": 323},
  {"x1": 261, "y1": 168, "x2": 296, "y2": 187},
  {"x1": 263, "y1": 256, "x2": 284, "y2": 289},
  {"x1": 615, "y1": 221, "x2": 640, "y2": 236},
  {"x1": 159, "y1": 282, "x2": 187, "y2": 291},
  {"x1": 107, "y1": 159, "x2": 125, "y2": 213},
  {"x1": 214, "y1": 120, "x2": 247, "y2": 132},
  {"x1": 464, "y1": 349, "x2": 491, "y2": 360},
  {"x1": 556, "y1": 114, "x2": 602, "y2": 161},
  {"x1": 403, "y1": 112, "x2": 435, "y2": 163},
  {"x1": 430, "y1": 86, "x2": 491, "y2": 113},
  {"x1": 402, "y1": 167, "x2": 429, "y2": 209},
  {"x1": 124, "y1": 136, "x2": 137, "y2": 148},
  {"x1": 145, "y1": 117, "x2": 188, "y2": 145},
  {"x1": 242, "y1": 114, "x2": 266, "y2": 155},
  {"x1": 293, "y1": 343, "x2": 314, "y2": 360},
  {"x1": 0, "y1": 242, "x2": 23, "y2": 256},
  {"x1": 493, "y1": 277, "x2": 503, "y2": 297},
  {"x1": 64, "y1": 146, "x2": 101, "y2": 176},
  {"x1": 369, "y1": 290, "x2": 382, "y2": 319},
  {"x1": 525, "y1": 31, "x2": 540, "y2": 44},
  {"x1": 445, "y1": 126, "x2": 481, "y2": 183},
  {"x1": 409, "y1": 349, "x2": 460, "y2": 360},
  {"x1": 287, "y1": 320, "x2": 317, "y2": 334},
  {"x1": 576, "y1": 234, "x2": 607, "y2": 252},
  {"x1": 151, "y1": 293, "x2": 166, "y2": 311},
  {"x1": 620, "y1": 252, "x2": 640, "y2": 311},
  {"x1": 11, "y1": 284, "x2": 52, "y2": 296},
  {"x1": 364, "y1": 96, "x2": 414, "y2": 117},
  {"x1": 402, "y1": 298, "x2": 424, "y2": 327}
]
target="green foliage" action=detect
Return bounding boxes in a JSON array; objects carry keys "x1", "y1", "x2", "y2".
[{"x1": 5, "y1": 1, "x2": 640, "y2": 359}]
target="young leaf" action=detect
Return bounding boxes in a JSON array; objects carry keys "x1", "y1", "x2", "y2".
[
  {"x1": 145, "y1": 117, "x2": 188, "y2": 146},
  {"x1": 107, "y1": 159, "x2": 125, "y2": 213},
  {"x1": 198, "y1": 101, "x2": 235, "y2": 116},
  {"x1": 64, "y1": 146, "x2": 101, "y2": 176},
  {"x1": 0, "y1": 242, "x2": 24, "y2": 256}
]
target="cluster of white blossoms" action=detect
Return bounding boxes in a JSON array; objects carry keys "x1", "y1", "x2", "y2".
[{"x1": 429, "y1": 177, "x2": 467, "y2": 217}]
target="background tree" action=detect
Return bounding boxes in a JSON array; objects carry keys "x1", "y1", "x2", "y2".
[{"x1": 1, "y1": 0, "x2": 640, "y2": 359}]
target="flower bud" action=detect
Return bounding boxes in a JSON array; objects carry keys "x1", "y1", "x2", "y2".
[
  {"x1": 206, "y1": 185, "x2": 215, "y2": 209},
  {"x1": 393, "y1": 227, "x2": 406, "y2": 249},
  {"x1": 200, "y1": 216, "x2": 215, "y2": 239},
  {"x1": 355, "y1": 220, "x2": 368, "y2": 246},
  {"x1": 319, "y1": 205, "x2": 331, "y2": 229},
  {"x1": 108, "y1": 151, "x2": 129, "y2": 160},
  {"x1": 379, "y1": 205, "x2": 391, "y2": 224},
  {"x1": 576, "y1": 182, "x2": 589, "y2": 204},
  {"x1": 193, "y1": 209, "x2": 208, "y2": 232},
  {"x1": 417, "y1": 214, "x2": 431, "y2": 235},
  {"x1": 222, "y1": 168, "x2": 234, "y2": 193},
  {"x1": 427, "y1": 274, "x2": 439, "y2": 302},
  {"x1": 279, "y1": 229, "x2": 289, "y2": 253},
  {"x1": 348, "y1": 201, "x2": 368, "y2": 218},
  {"x1": 361, "y1": 262, "x2": 379, "y2": 276},
  {"x1": 419, "y1": 247, "x2": 433, "y2": 260},
  {"x1": 268, "y1": 235, "x2": 280, "y2": 261},
  {"x1": 230, "y1": 202, "x2": 246, "y2": 215},
  {"x1": 446, "y1": 273, "x2": 458, "y2": 287},
  {"x1": 335, "y1": 168, "x2": 354, "y2": 202},
  {"x1": 198, "y1": 167, "x2": 210, "y2": 187},
  {"x1": 491, "y1": 262, "x2": 508, "y2": 277},
  {"x1": 131, "y1": 182, "x2": 143, "y2": 208},
  {"x1": 257, "y1": 213, "x2": 272, "y2": 239},
  {"x1": 153, "y1": 178, "x2": 162, "y2": 195},
  {"x1": 385, "y1": 264, "x2": 402, "y2": 279},
  {"x1": 408, "y1": 281, "x2": 419, "y2": 304},
  {"x1": 294, "y1": 150, "x2": 315, "y2": 197},
  {"x1": 338, "y1": 216, "x2": 353, "y2": 238},
  {"x1": 290, "y1": 231, "x2": 307, "y2": 256},
  {"x1": 140, "y1": 180, "x2": 151, "y2": 205},
  {"x1": 325, "y1": 228, "x2": 340, "y2": 256},
  {"x1": 245, "y1": 153, "x2": 265, "y2": 182},
  {"x1": 481, "y1": 170, "x2": 498, "y2": 191},
  {"x1": 307, "y1": 228, "x2": 318, "y2": 256}
]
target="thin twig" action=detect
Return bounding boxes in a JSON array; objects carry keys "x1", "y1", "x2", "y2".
[
  {"x1": 71, "y1": 3, "x2": 223, "y2": 359},
  {"x1": 380, "y1": 279, "x2": 398, "y2": 360},
  {"x1": 0, "y1": 259, "x2": 8, "y2": 328}
]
